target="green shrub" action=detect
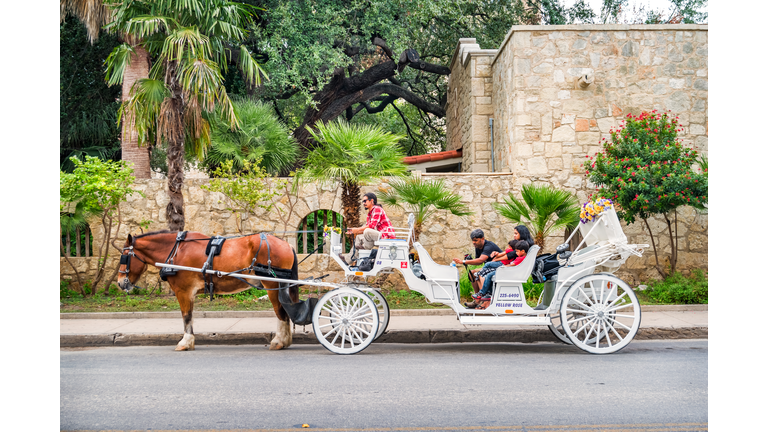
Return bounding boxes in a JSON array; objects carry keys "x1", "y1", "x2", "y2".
[
  {"x1": 60, "y1": 280, "x2": 81, "y2": 298},
  {"x1": 643, "y1": 269, "x2": 708, "y2": 304},
  {"x1": 523, "y1": 278, "x2": 543, "y2": 304},
  {"x1": 232, "y1": 287, "x2": 268, "y2": 301}
]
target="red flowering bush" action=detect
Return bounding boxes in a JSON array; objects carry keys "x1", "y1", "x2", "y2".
[{"x1": 584, "y1": 111, "x2": 708, "y2": 278}]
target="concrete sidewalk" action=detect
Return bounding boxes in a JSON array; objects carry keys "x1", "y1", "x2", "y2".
[{"x1": 60, "y1": 305, "x2": 707, "y2": 348}]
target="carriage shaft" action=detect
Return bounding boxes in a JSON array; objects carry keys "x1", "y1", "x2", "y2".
[{"x1": 154, "y1": 263, "x2": 341, "y2": 289}]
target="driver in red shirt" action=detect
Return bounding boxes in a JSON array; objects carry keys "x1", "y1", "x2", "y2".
[{"x1": 344, "y1": 192, "x2": 395, "y2": 264}]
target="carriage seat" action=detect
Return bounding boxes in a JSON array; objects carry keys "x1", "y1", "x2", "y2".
[{"x1": 494, "y1": 245, "x2": 540, "y2": 284}]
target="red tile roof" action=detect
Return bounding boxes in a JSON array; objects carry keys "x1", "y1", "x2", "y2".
[{"x1": 403, "y1": 148, "x2": 462, "y2": 165}]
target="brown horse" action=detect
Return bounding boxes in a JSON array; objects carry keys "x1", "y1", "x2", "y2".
[{"x1": 118, "y1": 230, "x2": 301, "y2": 351}]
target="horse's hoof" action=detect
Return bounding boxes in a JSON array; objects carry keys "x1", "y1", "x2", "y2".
[
  {"x1": 269, "y1": 342, "x2": 284, "y2": 350},
  {"x1": 175, "y1": 344, "x2": 194, "y2": 351}
]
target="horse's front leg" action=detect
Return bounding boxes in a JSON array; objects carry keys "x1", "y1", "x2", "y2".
[
  {"x1": 266, "y1": 285, "x2": 292, "y2": 350},
  {"x1": 174, "y1": 283, "x2": 198, "y2": 351}
]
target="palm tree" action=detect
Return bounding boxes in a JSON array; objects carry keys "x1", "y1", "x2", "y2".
[
  {"x1": 297, "y1": 120, "x2": 408, "y2": 230},
  {"x1": 379, "y1": 177, "x2": 473, "y2": 242},
  {"x1": 104, "y1": 0, "x2": 266, "y2": 231},
  {"x1": 61, "y1": 0, "x2": 152, "y2": 178},
  {"x1": 204, "y1": 98, "x2": 299, "y2": 176},
  {"x1": 492, "y1": 183, "x2": 580, "y2": 249}
]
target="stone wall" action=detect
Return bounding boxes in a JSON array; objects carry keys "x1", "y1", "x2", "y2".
[
  {"x1": 446, "y1": 39, "x2": 498, "y2": 172},
  {"x1": 60, "y1": 170, "x2": 702, "y2": 291},
  {"x1": 490, "y1": 24, "x2": 707, "y2": 185}
]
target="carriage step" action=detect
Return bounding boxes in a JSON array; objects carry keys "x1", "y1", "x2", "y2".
[{"x1": 459, "y1": 315, "x2": 550, "y2": 326}]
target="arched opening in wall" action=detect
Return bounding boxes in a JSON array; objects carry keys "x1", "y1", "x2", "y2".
[
  {"x1": 60, "y1": 220, "x2": 94, "y2": 257},
  {"x1": 297, "y1": 210, "x2": 350, "y2": 254}
]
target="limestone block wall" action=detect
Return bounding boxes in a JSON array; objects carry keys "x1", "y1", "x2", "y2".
[
  {"x1": 446, "y1": 39, "x2": 498, "y2": 172},
  {"x1": 488, "y1": 24, "x2": 708, "y2": 281},
  {"x1": 60, "y1": 171, "x2": 705, "y2": 291},
  {"x1": 490, "y1": 24, "x2": 708, "y2": 193}
]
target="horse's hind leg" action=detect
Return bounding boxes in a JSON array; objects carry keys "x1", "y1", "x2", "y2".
[
  {"x1": 174, "y1": 285, "x2": 197, "y2": 351},
  {"x1": 266, "y1": 285, "x2": 292, "y2": 350}
]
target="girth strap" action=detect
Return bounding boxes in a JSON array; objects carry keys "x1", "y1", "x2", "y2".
[
  {"x1": 160, "y1": 231, "x2": 187, "y2": 281},
  {"x1": 202, "y1": 236, "x2": 226, "y2": 300}
]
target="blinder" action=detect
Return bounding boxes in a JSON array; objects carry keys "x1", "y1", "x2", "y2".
[{"x1": 119, "y1": 246, "x2": 148, "y2": 291}]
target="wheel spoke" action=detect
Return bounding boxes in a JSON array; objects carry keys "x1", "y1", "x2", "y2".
[
  {"x1": 349, "y1": 326, "x2": 365, "y2": 344},
  {"x1": 606, "y1": 301, "x2": 634, "y2": 313},
  {"x1": 565, "y1": 307, "x2": 595, "y2": 317},
  {"x1": 609, "y1": 322, "x2": 625, "y2": 342},
  {"x1": 603, "y1": 323, "x2": 614, "y2": 347},
  {"x1": 350, "y1": 322, "x2": 372, "y2": 335},
  {"x1": 606, "y1": 316, "x2": 633, "y2": 331},
  {"x1": 349, "y1": 311, "x2": 375, "y2": 321},
  {"x1": 572, "y1": 316, "x2": 596, "y2": 335},
  {"x1": 577, "y1": 285, "x2": 594, "y2": 306},
  {"x1": 607, "y1": 291, "x2": 629, "y2": 308},
  {"x1": 598, "y1": 280, "x2": 606, "y2": 305},
  {"x1": 329, "y1": 326, "x2": 342, "y2": 345}
]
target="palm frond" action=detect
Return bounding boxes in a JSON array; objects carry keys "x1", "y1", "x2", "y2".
[
  {"x1": 104, "y1": 43, "x2": 136, "y2": 86},
  {"x1": 118, "y1": 78, "x2": 170, "y2": 147},
  {"x1": 301, "y1": 119, "x2": 407, "y2": 187},
  {"x1": 237, "y1": 44, "x2": 267, "y2": 87},
  {"x1": 123, "y1": 15, "x2": 178, "y2": 39},
  {"x1": 162, "y1": 27, "x2": 212, "y2": 63},
  {"x1": 205, "y1": 99, "x2": 298, "y2": 174},
  {"x1": 494, "y1": 183, "x2": 580, "y2": 246},
  {"x1": 61, "y1": 0, "x2": 112, "y2": 44},
  {"x1": 379, "y1": 177, "x2": 473, "y2": 226}
]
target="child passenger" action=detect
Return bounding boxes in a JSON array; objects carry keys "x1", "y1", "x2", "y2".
[{"x1": 471, "y1": 240, "x2": 529, "y2": 306}]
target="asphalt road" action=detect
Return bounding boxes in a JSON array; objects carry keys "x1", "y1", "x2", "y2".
[{"x1": 61, "y1": 340, "x2": 708, "y2": 431}]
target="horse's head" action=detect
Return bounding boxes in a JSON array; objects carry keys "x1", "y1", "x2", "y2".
[{"x1": 118, "y1": 234, "x2": 148, "y2": 291}]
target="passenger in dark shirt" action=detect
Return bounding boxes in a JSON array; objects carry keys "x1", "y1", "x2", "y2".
[{"x1": 452, "y1": 229, "x2": 501, "y2": 301}]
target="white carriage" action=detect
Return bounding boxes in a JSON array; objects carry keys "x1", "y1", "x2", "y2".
[{"x1": 313, "y1": 206, "x2": 648, "y2": 355}]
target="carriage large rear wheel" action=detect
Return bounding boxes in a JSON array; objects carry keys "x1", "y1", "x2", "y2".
[
  {"x1": 312, "y1": 287, "x2": 379, "y2": 355},
  {"x1": 548, "y1": 310, "x2": 574, "y2": 345},
  {"x1": 560, "y1": 274, "x2": 641, "y2": 354}
]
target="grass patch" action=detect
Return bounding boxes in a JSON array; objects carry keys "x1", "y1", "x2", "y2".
[{"x1": 634, "y1": 269, "x2": 708, "y2": 305}]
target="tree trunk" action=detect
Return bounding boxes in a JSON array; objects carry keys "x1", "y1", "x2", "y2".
[
  {"x1": 643, "y1": 217, "x2": 667, "y2": 279},
  {"x1": 565, "y1": 227, "x2": 582, "y2": 252},
  {"x1": 120, "y1": 45, "x2": 152, "y2": 179},
  {"x1": 413, "y1": 222, "x2": 422, "y2": 243},
  {"x1": 341, "y1": 181, "x2": 361, "y2": 247},
  {"x1": 293, "y1": 74, "x2": 348, "y2": 158},
  {"x1": 165, "y1": 78, "x2": 186, "y2": 231},
  {"x1": 291, "y1": 56, "x2": 448, "y2": 161}
]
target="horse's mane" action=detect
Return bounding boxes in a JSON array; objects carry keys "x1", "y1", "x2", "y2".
[{"x1": 132, "y1": 230, "x2": 173, "y2": 239}]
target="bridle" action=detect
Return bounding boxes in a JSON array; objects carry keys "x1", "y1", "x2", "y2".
[{"x1": 119, "y1": 245, "x2": 149, "y2": 291}]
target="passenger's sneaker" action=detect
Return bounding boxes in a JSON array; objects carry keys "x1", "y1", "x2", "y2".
[
  {"x1": 471, "y1": 293, "x2": 482, "y2": 301},
  {"x1": 464, "y1": 300, "x2": 478, "y2": 309}
]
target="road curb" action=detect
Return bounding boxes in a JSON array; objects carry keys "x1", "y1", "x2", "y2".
[
  {"x1": 60, "y1": 304, "x2": 707, "y2": 320},
  {"x1": 60, "y1": 326, "x2": 707, "y2": 348}
]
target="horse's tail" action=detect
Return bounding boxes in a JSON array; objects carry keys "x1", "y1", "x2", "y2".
[{"x1": 291, "y1": 248, "x2": 299, "y2": 282}]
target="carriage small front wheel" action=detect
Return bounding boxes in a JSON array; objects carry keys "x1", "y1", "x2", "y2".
[
  {"x1": 312, "y1": 287, "x2": 380, "y2": 355},
  {"x1": 560, "y1": 274, "x2": 641, "y2": 354},
  {"x1": 366, "y1": 289, "x2": 390, "y2": 341}
]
